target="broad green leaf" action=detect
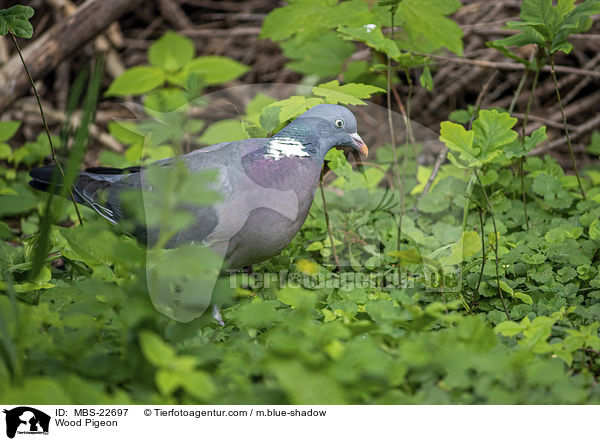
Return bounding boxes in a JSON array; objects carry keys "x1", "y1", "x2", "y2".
[
  {"x1": 586, "y1": 130, "x2": 600, "y2": 156},
  {"x1": 282, "y1": 31, "x2": 355, "y2": 77},
  {"x1": 325, "y1": 147, "x2": 353, "y2": 180},
  {"x1": 499, "y1": 280, "x2": 514, "y2": 296},
  {"x1": 439, "y1": 121, "x2": 479, "y2": 167},
  {"x1": 156, "y1": 370, "x2": 181, "y2": 396},
  {"x1": 495, "y1": 320, "x2": 523, "y2": 337},
  {"x1": 445, "y1": 231, "x2": 482, "y2": 265},
  {"x1": 396, "y1": 0, "x2": 464, "y2": 56},
  {"x1": 105, "y1": 66, "x2": 166, "y2": 96},
  {"x1": 515, "y1": 292, "x2": 533, "y2": 306},
  {"x1": 177, "y1": 56, "x2": 248, "y2": 86},
  {"x1": 181, "y1": 371, "x2": 216, "y2": 401},
  {"x1": 144, "y1": 87, "x2": 189, "y2": 112},
  {"x1": 504, "y1": 126, "x2": 547, "y2": 159},
  {"x1": 260, "y1": 0, "x2": 334, "y2": 42},
  {"x1": 313, "y1": 80, "x2": 384, "y2": 106},
  {"x1": 0, "y1": 5, "x2": 34, "y2": 38},
  {"x1": 276, "y1": 287, "x2": 318, "y2": 310},
  {"x1": 0, "y1": 143, "x2": 10, "y2": 160},
  {"x1": 472, "y1": 109, "x2": 518, "y2": 160},
  {"x1": 263, "y1": 96, "x2": 323, "y2": 128},
  {"x1": 148, "y1": 31, "x2": 195, "y2": 72},
  {"x1": 388, "y1": 248, "x2": 442, "y2": 270},
  {"x1": 337, "y1": 24, "x2": 401, "y2": 59},
  {"x1": 138, "y1": 331, "x2": 176, "y2": 368},
  {"x1": 0, "y1": 121, "x2": 21, "y2": 141},
  {"x1": 197, "y1": 119, "x2": 247, "y2": 145},
  {"x1": 589, "y1": 218, "x2": 600, "y2": 240}
]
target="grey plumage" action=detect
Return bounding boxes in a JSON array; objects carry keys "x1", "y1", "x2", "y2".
[{"x1": 29, "y1": 104, "x2": 368, "y2": 269}]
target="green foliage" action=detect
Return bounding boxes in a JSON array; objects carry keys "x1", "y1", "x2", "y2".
[
  {"x1": 491, "y1": 0, "x2": 600, "y2": 55},
  {"x1": 0, "y1": 5, "x2": 34, "y2": 39},
  {"x1": 261, "y1": 0, "x2": 463, "y2": 82},
  {"x1": 106, "y1": 31, "x2": 248, "y2": 99},
  {"x1": 3, "y1": 1, "x2": 600, "y2": 406}
]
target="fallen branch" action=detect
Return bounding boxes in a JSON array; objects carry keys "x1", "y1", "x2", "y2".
[{"x1": 0, "y1": 0, "x2": 141, "y2": 113}]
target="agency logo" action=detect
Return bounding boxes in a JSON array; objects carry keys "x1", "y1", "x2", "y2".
[{"x1": 3, "y1": 407, "x2": 50, "y2": 439}]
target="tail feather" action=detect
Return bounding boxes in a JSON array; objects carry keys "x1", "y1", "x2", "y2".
[{"x1": 28, "y1": 164, "x2": 138, "y2": 223}]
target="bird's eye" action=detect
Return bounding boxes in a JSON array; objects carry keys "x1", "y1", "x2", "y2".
[{"x1": 334, "y1": 119, "x2": 344, "y2": 128}]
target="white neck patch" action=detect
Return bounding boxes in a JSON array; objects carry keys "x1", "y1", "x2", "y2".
[{"x1": 264, "y1": 137, "x2": 310, "y2": 160}]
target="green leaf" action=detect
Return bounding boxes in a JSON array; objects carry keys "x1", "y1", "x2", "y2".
[
  {"x1": 504, "y1": 126, "x2": 547, "y2": 159},
  {"x1": 495, "y1": 320, "x2": 523, "y2": 337},
  {"x1": 262, "y1": 96, "x2": 323, "y2": 131},
  {"x1": 138, "y1": 331, "x2": 176, "y2": 368},
  {"x1": 282, "y1": 31, "x2": 355, "y2": 77},
  {"x1": 105, "y1": 66, "x2": 166, "y2": 96},
  {"x1": 396, "y1": 0, "x2": 464, "y2": 56},
  {"x1": 325, "y1": 147, "x2": 353, "y2": 180},
  {"x1": 388, "y1": 248, "x2": 442, "y2": 270},
  {"x1": 445, "y1": 231, "x2": 482, "y2": 265},
  {"x1": 156, "y1": 370, "x2": 181, "y2": 396},
  {"x1": 260, "y1": 0, "x2": 334, "y2": 42},
  {"x1": 313, "y1": 80, "x2": 384, "y2": 106},
  {"x1": 197, "y1": 119, "x2": 248, "y2": 145},
  {"x1": 144, "y1": 88, "x2": 189, "y2": 112},
  {"x1": 276, "y1": 287, "x2": 318, "y2": 310},
  {"x1": 177, "y1": 56, "x2": 248, "y2": 86},
  {"x1": 586, "y1": 130, "x2": 600, "y2": 156},
  {"x1": 181, "y1": 371, "x2": 216, "y2": 401},
  {"x1": 439, "y1": 121, "x2": 478, "y2": 167},
  {"x1": 0, "y1": 143, "x2": 10, "y2": 160},
  {"x1": 0, "y1": 121, "x2": 21, "y2": 141},
  {"x1": 337, "y1": 24, "x2": 401, "y2": 59},
  {"x1": 515, "y1": 292, "x2": 533, "y2": 306},
  {"x1": 472, "y1": 109, "x2": 518, "y2": 160},
  {"x1": 0, "y1": 5, "x2": 34, "y2": 39},
  {"x1": 499, "y1": 280, "x2": 514, "y2": 296},
  {"x1": 419, "y1": 66, "x2": 433, "y2": 91},
  {"x1": 589, "y1": 218, "x2": 600, "y2": 240},
  {"x1": 148, "y1": 31, "x2": 195, "y2": 72}
]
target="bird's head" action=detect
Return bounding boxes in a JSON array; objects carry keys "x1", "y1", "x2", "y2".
[{"x1": 294, "y1": 104, "x2": 368, "y2": 158}]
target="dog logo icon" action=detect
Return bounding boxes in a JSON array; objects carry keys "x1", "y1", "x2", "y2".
[{"x1": 3, "y1": 407, "x2": 50, "y2": 439}]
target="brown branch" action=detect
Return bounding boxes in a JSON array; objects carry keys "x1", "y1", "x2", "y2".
[
  {"x1": 418, "y1": 53, "x2": 600, "y2": 79},
  {"x1": 530, "y1": 112, "x2": 600, "y2": 156},
  {"x1": 0, "y1": 0, "x2": 142, "y2": 113}
]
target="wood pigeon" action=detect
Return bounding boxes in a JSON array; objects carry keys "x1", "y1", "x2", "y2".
[{"x1": 29, "y1": 104, "x2": 368, "y2": 269}]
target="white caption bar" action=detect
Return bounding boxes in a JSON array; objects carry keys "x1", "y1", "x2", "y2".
[{"x1": 0, "y1": 405, "x2": 595, "y2": 440}]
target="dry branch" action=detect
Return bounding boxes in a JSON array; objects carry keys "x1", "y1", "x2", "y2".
[{"x1": 0, "y1": 0, "x2": 142, "y2": 113}]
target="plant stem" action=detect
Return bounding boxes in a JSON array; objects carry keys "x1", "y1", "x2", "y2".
[
  {"x1": 472, "y1": 207, "x2": 486, "y2": 309},
  {"x1": 519, "y1": 67, "x2": 539, "y2": 230},
  {"x1": 508, "y1": 69, "x2": 528, "y2": 114},
  {"x1": 9, "y1": 33, "x2": 84, "y2": 225},
  {"x1": 475, "y1": 169, "x2": 511, "y2": 321},
  {"x1": 397, "y1": 69, "x2": 412, "y2": 250},
  {"x1": 385, "y1": 8, "x2": 403, "y2": 278},
  {"x1": 549, "y1": 52, "x2": 586, "y2": 199},
  {"x1": 320, "y1": 169, "x2": 340, "y2": 272}
]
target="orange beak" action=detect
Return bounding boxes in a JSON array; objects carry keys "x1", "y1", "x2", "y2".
[{"x1": 350, "y1": 133, "x2": 368, "y2": 158}]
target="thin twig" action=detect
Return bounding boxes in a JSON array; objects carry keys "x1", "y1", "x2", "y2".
[
  {"x1": 472, "y1": 207, "x2": 486, "y2": 309},
  {"x1": 320, "y1": 169, "x2": 341, "y2": 272},
  {"x1": 549, "y1": 52, "x2": 586, "y2": 199},
  {"x1": 475, "y1": 170, "x2": 511, "y2": 321},
  {"x1": 519, "y1": 67, "x2": 540, "y2": 230},
  {"x1": 9, "y1": 33, "x2": 84, "y2": 225},
  {"x1": 417, "y1": 52, "x2": 600, "y2": 79}
]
